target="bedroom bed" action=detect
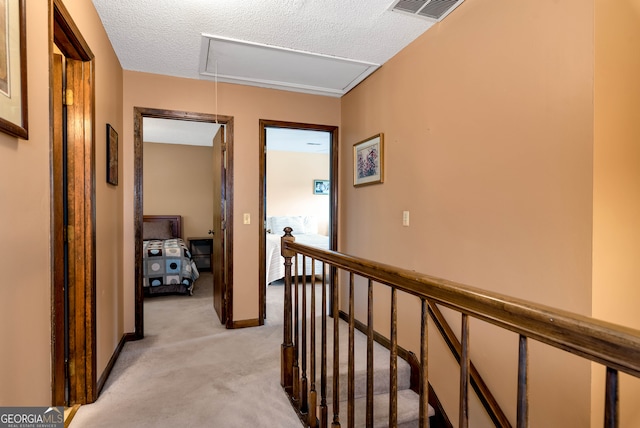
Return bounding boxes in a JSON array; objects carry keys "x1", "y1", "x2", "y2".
[
  {"x1": 143, "y1": 215, "x2": 200, "y2": 295},
  {"x1": 265, "y1": 215, "x2": 329, "y2": 284}
]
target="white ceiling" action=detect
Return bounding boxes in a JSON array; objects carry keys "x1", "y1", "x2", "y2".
[
  {"x1": 91, "y1": 0, "x2": 441, "y2": 97},
  {"x1": 96, "y1": 1, "x2": 465, "y2": 146}
]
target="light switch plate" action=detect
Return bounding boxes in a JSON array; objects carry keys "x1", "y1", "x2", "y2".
[
  {"x1": 402, "y1": 211, "x2": 410, "y2": 226},
  {"x1": 243, "y1": 213, "x2": 250, "y2": 225}
]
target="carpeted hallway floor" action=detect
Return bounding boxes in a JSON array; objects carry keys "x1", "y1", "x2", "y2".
[{"x1": 70, "y1": 273, "x2": 303, "y2": 427}]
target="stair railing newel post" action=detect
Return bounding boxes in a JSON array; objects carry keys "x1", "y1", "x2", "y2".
[
  {"x1": 366, "y1": 279, "x2": 374, "y2": 428},
  {"x1": 331, "y1": 261, "x2": 341, "y2": 427},
  {"x1": 419, "y1": 298, "x2": 429, "y2": 428},
  {"x1": 516, "y1": 335, "x2": 528, "y2": 428},
  {"x1": 294, "y1": 254, "x2": 301, "y2": 405},
  {"x1": 348, "y1": 274, "x2": 356, "y2": 427},
  {"x1": 320, "y1": 265, "x2": 329, "y2": 428},
  {"x1": 390, "y1": 287, "x2": 398, "y2": 428},
  {"x1": 604, "y1": 367, "x2": 619, "y2": 428},
  {"x1": 300, "y1": 259, "x2": 309, "y2": 415},
  {"x1": 308, "y1": 262, "x2": 318, "y2": 427},
  {"x1": 459, "y1": 314, "x2": 470, "y2": 428},
  {"x1": 281, "y1": 227, "x2": 295, "y2": 394}
]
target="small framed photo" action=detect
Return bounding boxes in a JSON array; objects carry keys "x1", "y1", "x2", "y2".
[
  {"x1": 313, "y1": 179, "x2": 329, "y2": 195},
  {"x1": 353, "y1": 133, "x2": 384, "y2": 187},
  {"x1": 107, "y1": 124, "x2": 118, "y2": 185}
]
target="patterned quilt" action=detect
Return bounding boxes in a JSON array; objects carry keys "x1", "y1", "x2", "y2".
[{"x1": 143, "y1": 238, "x2": 199, "y2": 293}]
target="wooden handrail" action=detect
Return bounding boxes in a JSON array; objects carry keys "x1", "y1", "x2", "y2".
[
  {"x1": 281, "y1": 231, "x2": 640, "y2": 427},
  {"x1": 282, "y1": 240, "x2": 640, "y2": 378}
]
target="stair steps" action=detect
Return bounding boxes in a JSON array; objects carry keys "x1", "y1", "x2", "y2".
[
  {"x1": 299, "y1": 316, "x2": 434, "y2": 426},
  {"x1": 325, "y1": 389, "x2": 433, "y2": 428}
]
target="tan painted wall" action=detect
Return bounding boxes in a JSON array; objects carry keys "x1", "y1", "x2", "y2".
[
  {"x1": 340, "y1": 0, "x2": 594, "y2": 426},
  {"x1": 143, "y1": 142, "x2": 214, "y2": 239},
  {"x1": 123, "y1": 72, "x2": 340, "y2": 324},
  {"x1": 1, "y1": 0, "x2": 635, "y2": 420},
  {"x1": 266, "y1": 151, "x2": 330, "y2": 235},
  {"x1": 592, "y1": 0, "x2": 640, "y2": 426},
  {"x1": 0, "y1": 0, "x2": 123, "y2": 405},
  {"x1": 0, "y1": 1, "x2": 51, "y2": 406}
]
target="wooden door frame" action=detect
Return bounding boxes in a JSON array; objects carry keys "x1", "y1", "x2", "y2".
[
  {"x1": 133, "y1": 108, "x2": 235, "y2": 337},
  {"x1": 50, "y1": 0, "x2": 96, "y2": 405},
  {"x1": 258, "y1": 120, "x2": 339, "y2": 323}
]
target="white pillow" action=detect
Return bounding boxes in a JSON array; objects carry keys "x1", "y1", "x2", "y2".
[
  {"x1": 270, "y1": 216, "x2": 305, "y2": 235},
  {"x1": 303, "y1": 216, "x2": 319, "y2": 234}
]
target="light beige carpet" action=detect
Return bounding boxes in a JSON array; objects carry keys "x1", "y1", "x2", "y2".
[{"x1": 71, "y1": 273, "x2": 303, "y2": 428}]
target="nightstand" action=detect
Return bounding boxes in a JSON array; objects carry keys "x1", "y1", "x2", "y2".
[{"x1": 188, "y1": 237, "x2": 213, "y2": 272}]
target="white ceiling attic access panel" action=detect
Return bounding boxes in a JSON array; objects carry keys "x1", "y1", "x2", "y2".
[{"x1": 199, "y1": 34, "x2": 380, "y2": 97}]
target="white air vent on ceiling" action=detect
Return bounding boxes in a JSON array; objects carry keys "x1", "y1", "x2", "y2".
[{"x1": 389, "y1": 0, "x2": 464, "y2": 22}]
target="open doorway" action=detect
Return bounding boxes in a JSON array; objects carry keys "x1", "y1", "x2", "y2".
[
  {"x1": 140, "y1": 117, "x2": 217, "y2": 302},
  {"x1": 134, "y1": 108, "x2": 234, "y2": 337},
  {"x1": 258, "y1": 120, "x2": 338, "y2": 323}
]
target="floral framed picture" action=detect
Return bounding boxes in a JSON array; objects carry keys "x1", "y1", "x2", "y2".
[
  {"x1": 0, "y1": 0, "x2": 28, "y2": 139},
  {"x1": 353, "y1": 133, "x2": 383, "y2": 187}
]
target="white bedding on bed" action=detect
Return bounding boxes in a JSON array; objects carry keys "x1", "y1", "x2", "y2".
[{"x1": 266, "y1": 232, "x2": 329, "y2": 284}]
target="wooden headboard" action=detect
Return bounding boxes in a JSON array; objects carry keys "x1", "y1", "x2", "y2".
[{"x1": 143, "y1": 215, "x2": 183, "y2": 239}]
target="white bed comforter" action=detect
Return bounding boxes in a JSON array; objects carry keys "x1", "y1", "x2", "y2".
[{"x1": 265, "y1": 233, "x2": 329, "y2": 284}]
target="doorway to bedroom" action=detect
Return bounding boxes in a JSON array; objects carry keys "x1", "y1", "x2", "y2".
[
  {"x1": 258, "y1": 120, "x2": 338, "y2": 323},
  {"x1": 134, "y1": 108, "x2": 234, "y2": 337}
]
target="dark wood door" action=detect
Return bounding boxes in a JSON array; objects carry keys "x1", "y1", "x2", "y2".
[
  {"x1": 212, "y1": 126, "x2": 226, "y2": 323},
  {"x1": 52, "y1": 53, "x2": 66, "y2": 406}
]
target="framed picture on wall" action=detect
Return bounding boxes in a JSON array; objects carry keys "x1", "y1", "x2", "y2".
[
  {"x1": 0, "y1": 0, "x2": 28, "y2": 139},
  {"x1": 313, "y1": 179, "x2": 329, "y2": 195},
  {"x1": 353, "y1": 133, "x2": 384, "y2": 187},
  {"x1": 107, "y1": 124, "x2": 118, "y2": 185}
]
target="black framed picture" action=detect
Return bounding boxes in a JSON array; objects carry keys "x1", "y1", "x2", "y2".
[
  {"x1": 314, "y1": 179, "x2": 329, "y2": 195},
  {"x1": 107, "y1": 124, "x2": 118, "y2": 185}
]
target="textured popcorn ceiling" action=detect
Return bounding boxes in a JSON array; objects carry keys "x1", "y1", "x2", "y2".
[{"x1": 91, "y1": 0, "x2": 438, "y2": 96}]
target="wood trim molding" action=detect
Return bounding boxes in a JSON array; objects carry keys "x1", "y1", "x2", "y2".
[
  {"x1": 52, "y1": 0, "x2": 93, "y2": 61},
  {"x1": 257, "y1": 120, "x2": 339, "y2": 325},
  {"x1": 96, "y1": 333, "x2": 136, "y2": 395},
  {"x1": 63, "y1": 405, "x2": 81, "y2": 428},
  {"x1": 229, "y1": 318, "x2": 261, "y2": 329},
  {"x1": 134, "y1": 108, "x2": 234, "y2": 336},
  {"x1": 51, "y1": 52, "x2": 65, "y2": 408},
  {"x1": 133, "y1": 108, "x2": 144, "y2": 339},
  {"x1": 50, "y1": 0, "x2": 96, "y2": 406}
]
